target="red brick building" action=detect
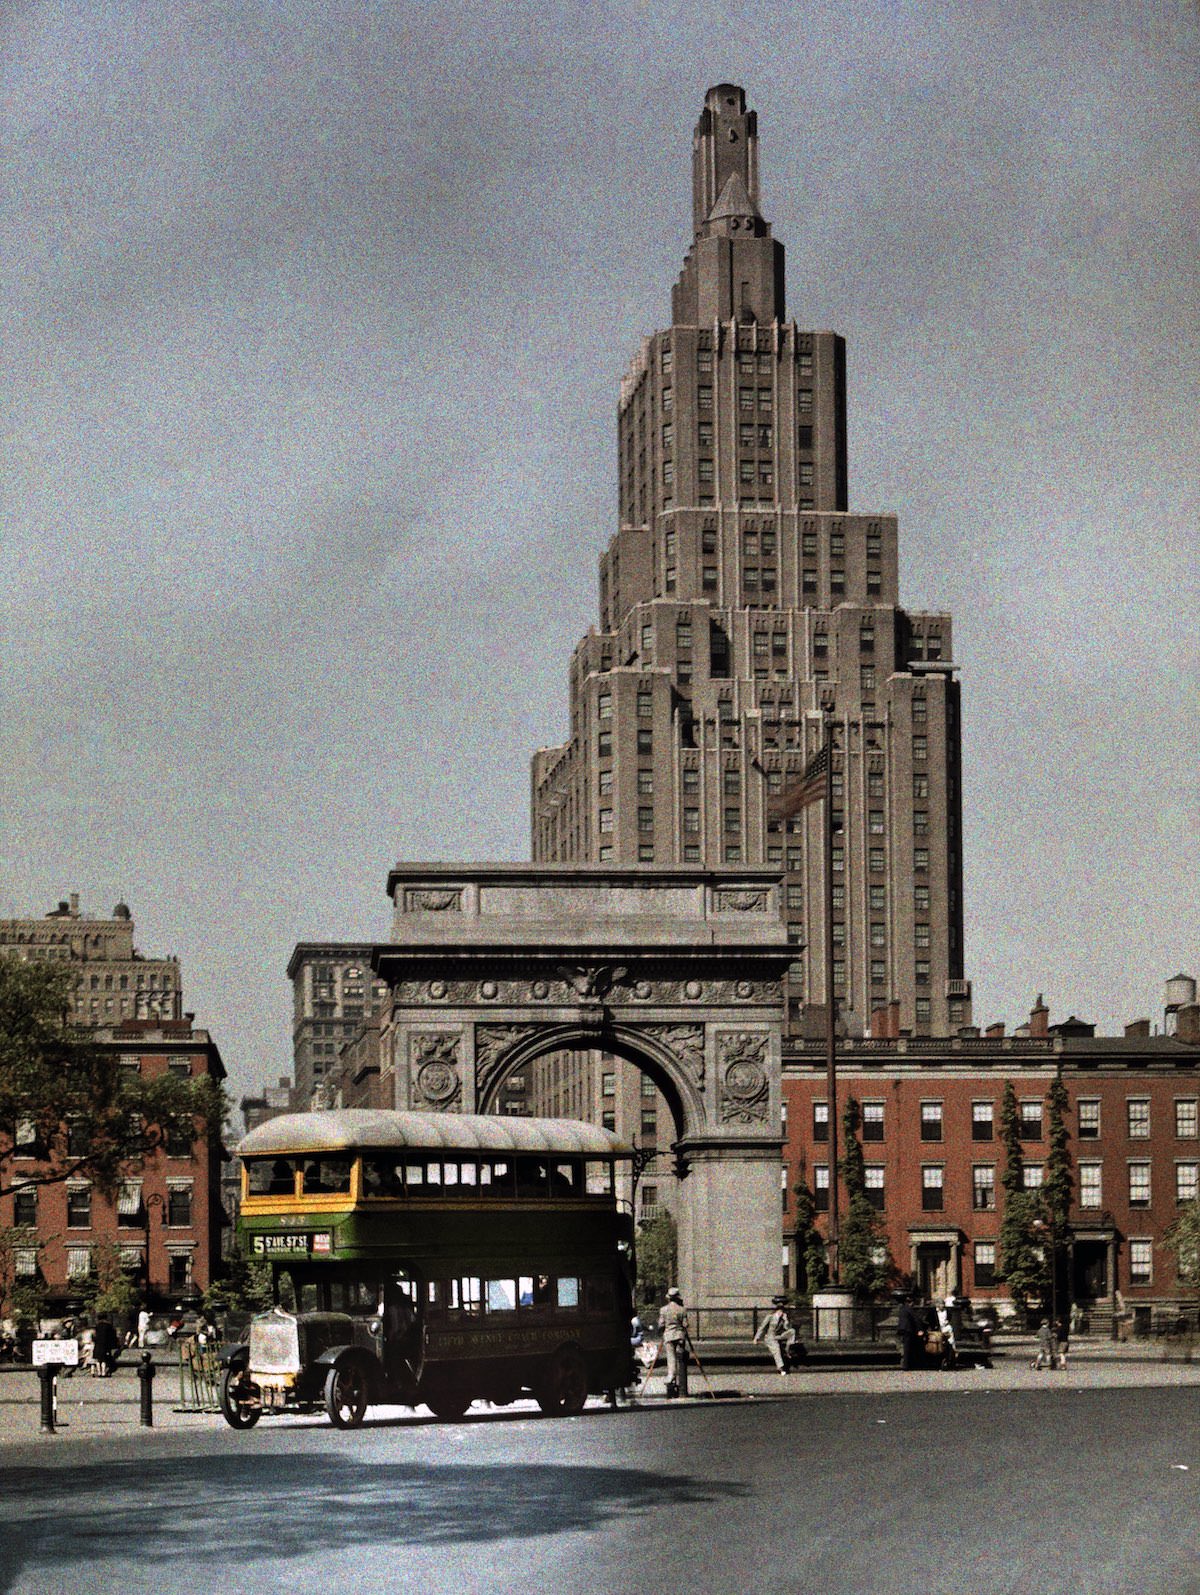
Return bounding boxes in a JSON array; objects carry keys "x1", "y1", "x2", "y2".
[
  {"x1": 3, "y1": 1017, "x2": 226, "y2": 1314},
  {"x1": 782, "y1": 998, "x2": 1200, "y2": 1323}
]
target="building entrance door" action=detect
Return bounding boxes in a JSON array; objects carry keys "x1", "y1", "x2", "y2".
[
  {"x1": 1072, "y1": 1240, "x2": 1108, "y2": 1301},
  {"x1": 917, "y1": 1244, "x2": 952, "y2": 1300}
]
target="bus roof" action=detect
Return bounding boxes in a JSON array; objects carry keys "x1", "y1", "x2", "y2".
[{"x1": 237, "y1": 1109, "x2": 633, "y2": 1160}]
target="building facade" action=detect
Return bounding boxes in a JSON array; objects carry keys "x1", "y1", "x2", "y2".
[
  {"x1": 2, "y1": 1017, "x2": 226, "y2": 1312},
  {"x1": 286, "y1": 943, "x2": 390, "y2": 1108},
  {"x1": 0, "y1": 895, "x2": 182, "y2": 1027},
  {"x1": 782, "y1": 996, "x2": 1200, "y2": 1318},
  {"x1": 531, "y1": 84, "x2": 970, "y2": 1041}
]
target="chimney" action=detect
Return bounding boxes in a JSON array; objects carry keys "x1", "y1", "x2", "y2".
[
  {"x1": 985, "y1": 1022, "x2": 1006, "y2": 1040},
  {"x1": 1177, "y1": 1005, "x2": 1200, "y2": 1045},
  {"x1": 1124, "y1": 1018, "x2": 1151, "y2": 1039},
  {"x1": 69, "y1": 892, "x2": 80, "y2": 916},
  {"x1": 1029, "y1": 994, "x2": 1049, "y2": 1038}
]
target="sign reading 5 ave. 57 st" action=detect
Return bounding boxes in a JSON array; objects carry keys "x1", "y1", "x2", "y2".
[{"x1": 251, "y1": 1233, "x2": 332, "y2": 1256}]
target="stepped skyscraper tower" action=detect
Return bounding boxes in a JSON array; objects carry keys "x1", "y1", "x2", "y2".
[{"x1": 532, "y1": 85, "x2": 971, "y2": 1039}]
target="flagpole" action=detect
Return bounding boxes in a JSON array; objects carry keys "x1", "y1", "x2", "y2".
[{"x1": 823, "y1": 700, "x2": 840, "y2": 1285}]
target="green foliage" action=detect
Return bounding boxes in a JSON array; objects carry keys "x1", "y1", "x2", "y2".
[
  {"x1": 837, "y1": 1097, "x2": 891, "y2": 1301},
  {"x1": 635, "y1": 1210, "x2": 677, "y2": 1308},
  {"x1": 1164, "y1": 1200, "x2": 1200, "y2": 1295},
  {"x1": 78, "y1": 1240, "x2": 140, "y2": 1319},
  {"x1": 997, "y1": 1080, "x2": 1049, "y2": 1318},
  {"x1": 203, "y1": 1247, "x2": 274, "y2": 1316},
  {"x1": 792, "y1": 1168, "x2": 828, "y2": 1297},
  {"x1": 0, "y1": 1225, "x2": 44, "y2": 1323},
  {"x1": 1045, "y1": 1069, "x2": 1073, "y2": 1239},
  {"x1": 0, "y1": 957, "x2": 226, "y2": 1198}
]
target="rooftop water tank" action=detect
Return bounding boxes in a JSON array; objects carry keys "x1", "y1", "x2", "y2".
[{"x1": 1166, "y1": 974, "x2": 1197, "y2": 1012}]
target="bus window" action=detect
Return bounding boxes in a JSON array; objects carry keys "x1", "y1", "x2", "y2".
[
  {"x1": 552, "y1": 1161, "x2": 579, "y2": 1195},
  {"x1": 486, "y1": 1279, "x2": 517, "y2": 1314},
  {"x1": 328, "y1": 1280, "x2": 378, "y2": 1316},
  {"x1": 443, "y1": 1161, "x2": 459, "y2": 1189},
  {"x1": 459, "y1": 1161, "x2": 478, "y2": 1188},
  {"x1": 302, "y1": 1157, "x2": 352, "y2": 1195},
  {"x1": 556, "y1": 1277, "x2": 581, "y2": 1310},
  {"x1": 405, "y1": 1162, "x2": 425, "y2": 1189},
  {"x1": 425, "y1": 1162, "x2": 442, "y2": 1188},
  {"x1": 516, "y1": 1158, "x2": 549, "y2": 1198},
  {"x1": 275, "y1": 1272, "x2": 298, "y2": 1312},
  {"x1": 248, "y1": 1157, "x2": 298, "y2": 1196},
  {"x1": 362, "y1": 1157, "x2": 404, "y2": 1198},
  {"x1": 448, "y1": 1278, "x2": 482, "y2": 1316},
  {"x1": 586, "y1": 1275, "x2": 616, "y2": 1314},
  {"x1": 585, "y1": 1160, "x2": 613, "y2": 1196}
]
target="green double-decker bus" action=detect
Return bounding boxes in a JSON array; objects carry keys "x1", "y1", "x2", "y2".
[{"x1": 222, "y1": 1109, "x2": 636, "y2": 1428}]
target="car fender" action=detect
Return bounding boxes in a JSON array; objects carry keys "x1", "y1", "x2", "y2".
[
  {"x1": 314, "y1": 1344, "x2": 382, "y2": 1393},
  {"x1": 219, "y1": 1342, "x2": 249, "y2": 1371}
]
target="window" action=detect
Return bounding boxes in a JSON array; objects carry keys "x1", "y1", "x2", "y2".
[
  {"x1": 813, "y1": 1101, "x2": 829, "y2": 1142},
  {"x1": 915, "y1": 997, "x2": 932, "y2": 1029},
  {"x1": 117, "y1": 1180, "x2": 143, "y2": 1228},
  {"x1": 597, "y1": 731, "x2": 612, "y2": 757},
  {"x1": 167, "y1": 1182, "x2": 193, "y2": 1227},
  {"x1": 1177, "y1": 1164, "x2": 1199, "y2": 1205},
  {"x1": 1019, "y1": 1101, "x2": 1043, "y2": 1139},
  {"x1": 798, "y1": 388, "x2": 812, "y2": 411},
  {"x1": 870, "y1": 959, "x2": 886, "y2": 985},
  {"x1": 1078, "y1": 1099, "x2": 1100, "y2": 1139},
  {"x1": 638, "y1": 806, "x2": 654, "y2": 833},
  {"x1": 598, "y1": 808, "x2": 613, "y2": 833},
  {"x1": 639, "y1": 844, "x2": 655, "y2": 862},
  {"x1": 67, "y1": 1184, "x2": 91, "y2": 1228},
  {"x1": 682, "y1": 767, "x2": 699, "y2": 793},
  {"x1": 862, "y1": 1102, "x2": 885, "y2": 1142},
  {"x1": 921, "y1": 1166, "x2": 944, "y2": 1211},
  {"x1": 813, "y1": 1165, "x2": 829, "y2": 1212},
  {"x1": 641, "y1": 1109, "x2": 657, "y2": 1138},
  {"x1": 15, "y1": 1247, "x2": 38, "y2": 1279},
  {"x1": 67, "y1": 1246, "x2": 92, "y2": 1280},
  {"x1": 637, "y1": 770, "x2": 653, "y2": 796},
  {"x1": 868, "y1": 810, "x2": 885, "y2": 836},
  {"x1": 913, "y1": 736, "x2": 927, "y2": 762},
  {"x1": 972, "y1": 1165, "x2": 996, "y2": 1211},
  {"x1": 914, "y1": 884, "x2": 930, "y2": 912},
  {"x1": 868, "y1": 848, "x2": 884, "y2": 873},
  {"x1": 913, "y1": 811, "x2": 929, "y2": 836},
  {"x1": 13, "y1": 1187, "x2": 37, "y2": 1227},
  {"x1": 1127, "y1": 1099, "x2": 1150, "y2": 1138},
  {"x1": 974, "y1": 1242, "x2": 997, "y2": 1289},
  {"x1": 915, "y1": 959, "x2": 931, "y2": 986},
  {"x1": 1177, "y1": 1099, "x2": 1199, "y2": 1139},
  {"x1": 869, "y1": 884, "x2": 886, "y2": 910},
  {"x1": 637, "y1": 689, "x2": 653, "y2": 718},
  {"x1": 1128, "y1": 1162, "x2": 1151, "y2": 1207},
  {"x1": 920, "y1": 1102, "x2": 943, "y2": 1141},
  {"x1": 1079, "y1": 1163, "x2": 1102, "y2": 1208},
  {"x1": 864, "y1": 1167, "x2": 885, "y2": 1211},
  {"x1": 1129, "y1": 1239, "x2": 1152, "y2": 1286},
  {"x1": 168, "y1": 1251, "x2": 193, "y2": 1291},
  {"x1": 972, "y1": 1101, "x2": 994, "y2": 1141},
  {"x1": 1023, "y1": 1163, "x2": 1044, "y2": 1190},
  {"x1": 601, "y1": 1072, "x2": 615, "y2": 1098},
  {"x1": 597, "y1": 691, "x2": 612, "y2": 720}
]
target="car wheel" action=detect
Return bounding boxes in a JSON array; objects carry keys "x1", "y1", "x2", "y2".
[
  {"x1": 324, "y1": 1362, "x2": 369, "y2": 1429},
  {"x1": 536, "y1": 1347, "x2": 588, "y2": 1416},
  {"x1": 219, "y1": 1366, "x2": 261, "y2": 1429}
]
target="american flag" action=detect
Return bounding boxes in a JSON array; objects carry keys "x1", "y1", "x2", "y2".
[{"x1": 768, "y1": 743, "x2": 830, "y2": 822}]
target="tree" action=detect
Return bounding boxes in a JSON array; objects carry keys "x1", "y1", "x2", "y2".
[
  {"x1": 838, "y1": 1097, "x2": 891, "y2": 1300},
  {"x1": 0, "y1": 958, "x2": 225, "y2": 1199},
  {"x1": 78, "y1": 1240, "x2": 140, "y2": 1320},
  {"x1": 0, "y1": 1225, "x2": 45, "y2": 1327},
  {"x1": 792, "y1": 1165, "x2": 828, "y2": 1298},
  {"x1": 635, "y1": 1210, "x2": 677, "y2": 1309},
  {"x1": 998, "y1": 1079, "x2": 1048, "y2": 1320},
  {"x1": 1164, "y1": 1201, "x2": 1200, "y2": 1296},
  {"x1": 1044, "y1": 1068, "x2": 1073, "y2": 1309},
  {"x1": 202, "y1": 1245, "x2": 273, "y2": 1318}
]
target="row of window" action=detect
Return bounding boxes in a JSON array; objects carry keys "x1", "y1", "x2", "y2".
[
  {"x1": 16, "y1": 1180, "x2": 197, "y2": 1230},
  {"x1": 658, "y1": 346, "x2": 815, "y2": 378},
  {"x1": 806, "y1": 1160, "x2": 1194, "y2": 1213},
  {"x1": 811, "y1": 1096, "x2": 1200, "y2": 1144}
]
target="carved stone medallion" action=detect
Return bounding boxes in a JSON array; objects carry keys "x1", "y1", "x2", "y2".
[
  {"x1": 718, "y1": 1032, "x2": 770, "y2": 1124},
  {"x1": 410, "y1": 1033, "x2": 461, "y2": 1108}
]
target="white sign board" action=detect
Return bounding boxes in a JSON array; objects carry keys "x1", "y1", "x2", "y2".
[{"x1": 32, "y1": 1338, "x2": 79, "y2": 1367}]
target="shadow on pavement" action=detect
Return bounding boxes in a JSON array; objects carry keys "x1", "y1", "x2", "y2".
[{"x1": 0, "y1": 1453, "x2": 745, "y2": 1592}]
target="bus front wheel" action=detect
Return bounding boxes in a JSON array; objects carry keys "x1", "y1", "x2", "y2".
[
  {"x1": 324, "y1": 1362, "x2": 369, "y2": 1429},
  {"x1": 220, "y1": 1366, "x2": 261, "y2": 1430},
  {"x1": 536, "y1": 1348, "x2": 588, "y2": 1417}
]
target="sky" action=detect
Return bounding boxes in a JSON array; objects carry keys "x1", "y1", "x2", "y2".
[{"x1": 2, "y1": 0, "x2": 1197, "y2": 1102}]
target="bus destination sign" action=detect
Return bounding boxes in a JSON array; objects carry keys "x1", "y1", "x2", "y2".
[{"x1": 252, "y1": 1233, "x2": 332, "y2": 1256}]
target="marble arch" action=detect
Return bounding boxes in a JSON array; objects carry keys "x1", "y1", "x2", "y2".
[{"x1": 372, "y1": 865, "x2": 792, "y2": 1314}]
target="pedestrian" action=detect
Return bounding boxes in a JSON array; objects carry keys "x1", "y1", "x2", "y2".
[
  {"x1": 1033, "y1": 1317, "x2": 1057, "y2": 1371},
  {"x1": 92, "y1": 1315, "x2": 119, "y2": 1378},
  {"x1": 897, "y1": 1293, "x2": 924, "y2": 1370},
  {"x1": 136, "y1": 1306, "x2": 151, "y2": 1349},
  {"x1": 657, "y1": 1286, "x2": 690, "y2": 1398},
  {"x1": 754, "y1": 1295, "x2": 798, "y2": 1376},
  {"x1": 1055, "y1": 1316, "x2": 1069, "y2": 1370}
]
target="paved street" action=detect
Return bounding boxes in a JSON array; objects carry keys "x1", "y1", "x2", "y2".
[{"x1": 4, "y1": 1358, "x2": 1200, "y2": 1594}]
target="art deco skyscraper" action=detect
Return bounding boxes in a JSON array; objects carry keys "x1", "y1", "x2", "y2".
[{"x1": 532, "y1": 85, "x2": 971, "y2": 1038}]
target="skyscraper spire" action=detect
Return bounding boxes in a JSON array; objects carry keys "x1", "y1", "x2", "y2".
[{"x1": 691, "y1": 84, "x2": 761, "y2": 235}]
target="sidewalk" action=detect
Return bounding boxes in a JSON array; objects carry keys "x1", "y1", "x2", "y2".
[{"x1": 5, "y1": 1336, "x2": 1200, "y2": 1442}]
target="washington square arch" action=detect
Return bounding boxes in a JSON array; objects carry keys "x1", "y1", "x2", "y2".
[{"x1": 369, "y1": 864, "x2": 793, "y2": 1313}]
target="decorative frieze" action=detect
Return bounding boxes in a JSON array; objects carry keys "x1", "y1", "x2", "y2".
[
  {"x1": 390, "y1": 973, "x2": 780, "y2": 1008},
  {"x1": 402, "y1": 888, "x2": 463, "y2": 913},
  {"x1": 643, "y1": 1024, "x2": 705, "y2": 1089}
]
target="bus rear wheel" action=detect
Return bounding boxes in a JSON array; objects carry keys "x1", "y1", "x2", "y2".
[
  {"x1": 220, "y1": 1366, "x2": 261, "y2": 1430},
  {"x1": 325, "y1": 1362, "x2": 369, "y2": 1429},
  {"x1": 536, "y1": 1348, "x2": 588, "y2": 1417},
  {"x1": 423, "y1": 1381, "x2": 472, "y2": 1421}
]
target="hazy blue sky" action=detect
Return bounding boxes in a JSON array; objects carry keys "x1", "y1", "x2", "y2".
[{"x1": 2, "y1": 0, "x2": 1197, "y2": 1100}]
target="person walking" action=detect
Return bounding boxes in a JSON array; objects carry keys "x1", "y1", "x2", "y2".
[
  {"x1": 1033, "y1": 1317, "x2": 1058, "y2": 1370},
  {"x1": 754, "y1": 1296, "x2": 798, "y2": 1375},
  {"x1": 657, "y1": 1287, "x2": 691, "y2": 1398},
  {"x1": 897, "y1": 1293, "x2": 924, "y2": 1371},
  {"x1": 136, "y1": 1307, "x2": 151, "y2": 1349}
]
